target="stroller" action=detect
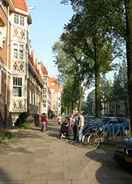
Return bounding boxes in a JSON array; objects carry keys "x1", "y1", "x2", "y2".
[{"x1": 59, "y1": 117, "x2": 70, "y2": 139}]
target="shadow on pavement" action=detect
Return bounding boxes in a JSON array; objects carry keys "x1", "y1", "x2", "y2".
[
  {"x1": 85, "y1": 149, "x2": 132, "y2": 184},
  {"x1": 0, "y1": 168, "x2": 23, "y2": 184},
  {"x1": 0, "y1": 143, "x2": 32, "y2": 154}
]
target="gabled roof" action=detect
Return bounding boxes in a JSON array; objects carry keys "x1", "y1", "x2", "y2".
[
  {"x1": 38, "y1": 63, "x2": 48, "y2": 76},
  {"x1": 12, "y1": 0, "x2": 28, "y2": 12}
]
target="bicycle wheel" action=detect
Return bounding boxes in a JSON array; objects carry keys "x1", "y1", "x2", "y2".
[
  {"x1": 82, "y1": 135, "x2": 89, "y2": 145},
  {"x1": 88, "y1": 133, "x2": 100, "y2": 146}
]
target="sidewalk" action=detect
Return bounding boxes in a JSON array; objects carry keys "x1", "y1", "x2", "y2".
[{"x1": 0, "y1": 121, "x2": 132, "y2": 184}]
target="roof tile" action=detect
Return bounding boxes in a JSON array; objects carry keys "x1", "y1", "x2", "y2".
[{"x1": 12, "y1": 0, "x2": 28, "y2": 12}]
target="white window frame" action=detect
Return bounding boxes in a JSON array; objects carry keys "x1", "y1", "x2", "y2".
[
  {"x1": 13, "y1": 43, "x2": 18, "y2": 59},
  {"x1": 19, "y1": 44, "x2": 24, "y2": 60},
  {"x1": 14, "y1": 14, "x2": 19, "y2": 24},
  {"x1": 14, "y1": 14, "x2": 25, "y2": 26},
  {"x1": 13, "y1": 77, "x2": 22, "y2": 97},
  {"x1": 13, "y1": 43, "x2": 24, "y2": 60},
  {"x1": 20, "y1": 16, "x2": 25, "y2": 26}
]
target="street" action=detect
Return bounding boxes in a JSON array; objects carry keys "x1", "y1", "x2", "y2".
[{"x1": 0, "y1": 121, "x2": 132, "y2": 184}]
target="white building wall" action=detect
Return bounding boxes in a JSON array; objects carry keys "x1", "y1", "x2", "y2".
[
  {"x1": 9, "y1": 11, "x2": 28, "y2": 120},
  {"x1": 41, "y1": 76, "x2": 48, "y2": 114}
]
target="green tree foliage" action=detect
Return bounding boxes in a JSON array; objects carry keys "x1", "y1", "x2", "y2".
[
  {"x1": 100, "y1": 78, "x2": 113, "y2": 105},
  {"x1": 53, "y1": 41, "x2": 84, "y2": 113},
  {"x1": 60, "y1": 0, "x2": 115, "y2": 117},
  {"x1": 112, "y1": 62, "x2": 128, "y2": 115},
  {"x1": 61, "y1": 77, "x2": 82, "y2": 113},
  {"x1": 62, "y1": 0, "x2": 132, "y2": 134}
]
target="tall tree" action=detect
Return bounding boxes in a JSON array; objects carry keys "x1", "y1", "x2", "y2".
[
  {"x1": 61, "y1": 1, "x2": 114, "y2": 117},
  {"x1": 62, "y1": 0, "x2": 132, "y2": 133},
  {"x1": 125, "y1": 0, "x2": 132, "y2": 134},
  {"x1": 53, "y1": 41, "x2": 84, "y2": 112}
]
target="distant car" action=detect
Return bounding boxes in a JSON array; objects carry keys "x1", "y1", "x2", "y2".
[{"x1": 114, "y1": 137, "x2": 132, "y2": 165}]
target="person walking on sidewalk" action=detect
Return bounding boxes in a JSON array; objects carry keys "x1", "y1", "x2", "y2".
[
  {"x1": 78, "y1": 112, "x2": 85, "y2": 142},
  {"x1": 41, "y1": 113, "x2": 48, "y2": 132},
  {"x1": 73, "y1": 113, "x2": 80, "y2": 142}
]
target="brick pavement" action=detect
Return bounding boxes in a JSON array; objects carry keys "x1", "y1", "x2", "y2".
[{"x1": 0, "y1": 122, "x2": 132, "y2": 184}]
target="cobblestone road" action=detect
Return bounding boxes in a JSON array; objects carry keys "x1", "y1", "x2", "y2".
[{"x1": 0, "y1": 121, "x2": 132, "y2": 184}]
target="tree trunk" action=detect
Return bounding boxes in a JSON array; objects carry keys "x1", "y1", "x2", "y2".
[
  {"x1": 94, "y1": 40, "x2": 101, "y2": 118},
  {"x1": 71, "y1": 101, "x2": 74, "y2": 113},
  {"x1": 125, "y1": 0, "x2": 132, "y2": 135},
  {"x1": 95, "y1": 69, "x2": 101, "y2": 117}
]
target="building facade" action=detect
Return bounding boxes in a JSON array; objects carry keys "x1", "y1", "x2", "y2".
[
  {"x1": 48, "y1": 76, "x2": 62, "y2": 116},
  {"x1": 38, "y1": 63, "x2": 48, "y2": 114},
  {"x1": 0, "y1": 0, "x2": 61, "y2": 126},
  {"x1": 27, "y1": 52, "x2": 43, "y2": 116},
  {"x1": 0, "y1": 0, "x2": 12, "y2": 126},
  {"x1": 8, "y1": 0, "x2": 29, "y2": 122}
]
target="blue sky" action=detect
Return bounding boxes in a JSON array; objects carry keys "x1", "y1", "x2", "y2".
[{"x1": 28, "y1": 0, "x2": 73, "y2": 76}]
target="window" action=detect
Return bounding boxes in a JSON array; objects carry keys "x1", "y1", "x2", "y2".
[
  {"x1": 14, "y1": 14, "x2": 25, "y2": 26},
  {"x1": 19, "y1": 44, "x2": 24, "y2": 60},
  {"x1": 43, "y1": 88, "x2": 46, "y2": 94},
  {"x1": 20, "y1": 16, "x2": 25, "y2": 26},
  {"x1": 13, "y1": 43, "x2": 18, "y2": 59},
  {"x1": 13, "y1": 43, "x2": 24, "y2": 60},
  {"x1": 13, "y1": 77, "x2": 22, "y2": 97},
  {"x1": 14, "y1": 14, "x2": 19, "y2": 24}
]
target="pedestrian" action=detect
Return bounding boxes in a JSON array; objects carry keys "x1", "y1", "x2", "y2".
[
  {"x1": 41, "y1": 113, "x2": 48, "y2": 132},
  {"x1": 73, "y1": 113, "x2": 80, "y2": 142},
  {"x1": 78, "y1": 112, "x2": 85, "y2": 142},
  {"x1": 68, "y1": 114, "x2": 74, "y2": 139}
]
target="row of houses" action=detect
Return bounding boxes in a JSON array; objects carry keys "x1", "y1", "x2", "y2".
[
  {"x1": 0, "y1": 0, "x2": 62, "y2": 126},
  {"x1": 87, "y1": 90, "x2": 128, "y2": 117}
]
